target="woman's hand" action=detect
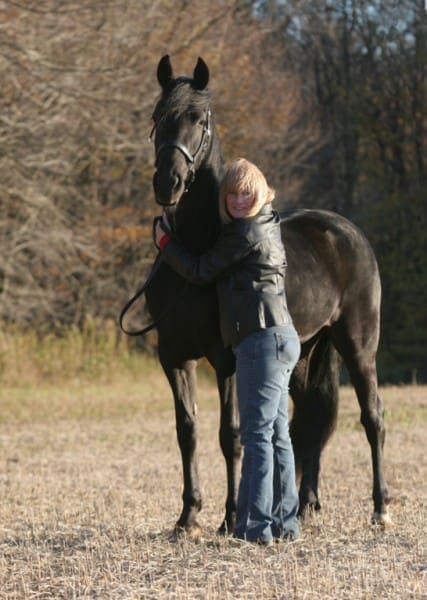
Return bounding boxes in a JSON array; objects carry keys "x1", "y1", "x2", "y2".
[
  {"x1": 154, "y1": 219, "x2": 164, "y2": 247},
  {"x1": 153, "y1": 214, "x2": 171, "y2": 249}
]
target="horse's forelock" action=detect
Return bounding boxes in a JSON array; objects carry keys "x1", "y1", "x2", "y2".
[{"x1": 154, "y1": 80, "x2": 211, "y2": 126}]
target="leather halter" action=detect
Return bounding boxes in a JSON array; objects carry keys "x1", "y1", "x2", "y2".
[{"x1": 150, "y1": 109, "x2": 212, "y2": 204}]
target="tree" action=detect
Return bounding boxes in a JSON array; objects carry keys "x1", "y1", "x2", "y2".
[
  {"x1": 252, "y1": 0, "x2": 427, "y2": 381},
  {"x1": 0, "y1": 0, "x2": 240, "y2": 330},
  {"x1": 1, "y1": 0, "x2": 425, "y2": 380}
]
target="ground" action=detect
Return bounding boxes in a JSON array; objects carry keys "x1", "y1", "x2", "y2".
[{"x1": 0, "y1": 373, "x2": 426, "y2": 599}]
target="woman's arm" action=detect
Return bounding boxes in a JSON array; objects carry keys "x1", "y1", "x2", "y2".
[{"x1": 154, "y1": 218, "x2": 251, "y2": 285}]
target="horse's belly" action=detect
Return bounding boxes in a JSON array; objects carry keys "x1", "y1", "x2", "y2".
[{"x1": 286, "y1": 278, "x2": 340, "y2": 342}]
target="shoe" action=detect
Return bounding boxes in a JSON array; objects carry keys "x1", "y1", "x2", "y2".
[
  {"x1": 230, "y1": 536, "x2": 273, "y2": 548},
  {"x1": 282, "y1": 532, "x2": 301, "y2": 543}
]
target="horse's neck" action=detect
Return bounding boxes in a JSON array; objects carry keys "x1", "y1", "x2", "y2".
[{"x1": 174, "y1": 150, "x2": 224, "y2": 253}]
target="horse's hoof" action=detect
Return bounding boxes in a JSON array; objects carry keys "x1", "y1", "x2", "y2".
[
  {"x1": 371, "y1": 511, "x2": 393, "y2": 527},
  {"x1": 217, "y1": 516, "x2": 235, "y2": 536},
  {"x1": 298, "y1": 499, "x2": 321, "y2": 520},
  {"x1": 217, "y1": 521, "x2": 227, "y2": 536},
  {"x1": 171, "y1": 522, "x2": 203, "y2": 542}
]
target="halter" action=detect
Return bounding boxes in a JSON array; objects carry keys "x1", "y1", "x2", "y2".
[{"x1": 149, "y1": 108, "x2": 212, "y2": 203}]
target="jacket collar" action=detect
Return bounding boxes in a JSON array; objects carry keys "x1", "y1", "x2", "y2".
[{"x1": 257, "y1": 203, "x2": 273, "y2": 216}]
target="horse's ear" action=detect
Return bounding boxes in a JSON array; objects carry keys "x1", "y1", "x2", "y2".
[
  {"x1": 157, "y1": 54, "x2": 174, "y2": 89},
  {"x1": 192, "y1": 57, "x2": 209, "y2": 90}
]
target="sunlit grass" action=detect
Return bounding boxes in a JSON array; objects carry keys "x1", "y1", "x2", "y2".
[
  {"x1": 0, "y1": 324, "x2": 425, "y2": 429},
  {"x1": 0, "y1": 318, "x2": 159, "y2": 386},
  {"x1": 0, "y1": 326, "x2": 426, "y2": 597},
  {"x1": 0, "y1": 378, "x2": 426, "y2": 599}
]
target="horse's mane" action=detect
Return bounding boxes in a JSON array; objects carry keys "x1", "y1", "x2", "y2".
[{"x1": 153, "y1": 78, "x2": 211, "y2": 124}]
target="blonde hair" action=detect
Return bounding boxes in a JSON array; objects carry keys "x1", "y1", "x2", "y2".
[{"x1": 218, "y1": 158, "x2": 275, "y2": 224}]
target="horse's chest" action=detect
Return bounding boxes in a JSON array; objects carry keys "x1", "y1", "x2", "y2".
[{"x1": 147, "y1": 274, "x2": 219, "y2": 348}]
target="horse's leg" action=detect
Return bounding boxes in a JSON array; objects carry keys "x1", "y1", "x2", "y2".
[
  {"x1": 205, "y1": 344, "x2": 240, "y2": 535},
  {"x1": 330, "y1": 319, "x2": 391, "y2": 525},
  {"x1": 212, "y1": 349, "x2": 241, "y2": 535},
  {"x1": 160, "y1": 354, "x2": 202, "y2": 537},
  {"x1": 290, "y1": 334, "x2": 340, "y2": 518}
]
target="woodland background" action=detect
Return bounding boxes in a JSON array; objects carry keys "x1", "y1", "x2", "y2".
[{"x1": 0, "y1": 0, "x2": 425, "y2": 383}]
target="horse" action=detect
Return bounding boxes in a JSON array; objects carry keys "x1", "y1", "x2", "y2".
[{"x1": 143, "y1": 54, "x2": 391, "y2": 536}]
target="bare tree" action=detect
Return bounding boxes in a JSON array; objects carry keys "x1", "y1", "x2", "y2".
[
  {"x1": 0, "y1": 1, "x2": 239, "y2": 329},
  {"x1": 0, "y1": 0, "x2": 333, "y2": 330}
]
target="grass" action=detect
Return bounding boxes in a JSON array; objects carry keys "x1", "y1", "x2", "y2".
[{"x1": 0, "y1": 329, "x2": 426, "y2": 598}]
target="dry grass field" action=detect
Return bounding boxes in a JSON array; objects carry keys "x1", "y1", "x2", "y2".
[{"x1": 0, "y1": 359, "x2": 426, "y2": 599}]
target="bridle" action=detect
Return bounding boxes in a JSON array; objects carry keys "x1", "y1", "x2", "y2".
[{"x1": 149, "y1": 108, "x2": 212, "y2": 204}]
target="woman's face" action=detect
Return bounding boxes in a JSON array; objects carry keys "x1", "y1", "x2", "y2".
[{"x1": 226, "y1": 192, "x2": 255, "y2": 219}]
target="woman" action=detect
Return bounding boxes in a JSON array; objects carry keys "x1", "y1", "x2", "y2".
[{"x1": 154, "y1": 158, "x2": 300, "y2": 545}]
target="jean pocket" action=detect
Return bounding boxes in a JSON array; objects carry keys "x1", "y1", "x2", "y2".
[{"x1": 274, "y1": 333, "x2": 300, "y2": 367}]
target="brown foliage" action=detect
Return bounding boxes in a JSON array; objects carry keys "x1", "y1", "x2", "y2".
[{"x1": 0, "y1": 0, "x2": 315, "y2": 330}]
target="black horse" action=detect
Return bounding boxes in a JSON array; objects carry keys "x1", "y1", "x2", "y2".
[{"x1": 144, "y1": 55, "x2": 390, "y2": 536}]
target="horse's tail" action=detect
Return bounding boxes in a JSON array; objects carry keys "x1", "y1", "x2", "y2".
[{"x1": 290, "y1": 331, "x2": 340, "y2": 477}]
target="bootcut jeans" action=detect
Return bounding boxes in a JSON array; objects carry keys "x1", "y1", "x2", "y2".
[{"x1": 233, "y1": 324, "x2": 300, "y2": 544}]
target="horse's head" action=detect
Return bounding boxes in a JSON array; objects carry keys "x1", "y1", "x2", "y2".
[{"x1": 151, "y1": 55, "x2": 212, "y2": 208}]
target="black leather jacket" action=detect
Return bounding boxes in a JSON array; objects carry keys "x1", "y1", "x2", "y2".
[{"x1": 161, "y1": 204, "x2": 292, "y2": 347}]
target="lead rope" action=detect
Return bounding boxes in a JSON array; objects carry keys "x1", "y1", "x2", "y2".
[
  {"x1": 118, "y1": 252, "x2": 163, "y2": 337},
  {"x1": 119, "y1": 218, "x2": 189, "y2": 337}
]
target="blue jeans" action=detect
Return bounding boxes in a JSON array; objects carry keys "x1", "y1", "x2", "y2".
[{"x1": 233, "y1": 325, "x2": 300, "y2": 543}]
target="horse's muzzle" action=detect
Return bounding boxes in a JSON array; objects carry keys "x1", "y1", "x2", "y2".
[{"x1": 153, "y1": 170, "x2": 185, "y2": 206}]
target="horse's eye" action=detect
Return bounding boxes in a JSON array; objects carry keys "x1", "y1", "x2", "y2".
[{"x1": 189, "y1": 111, "x2": 202, "y2": 125}]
